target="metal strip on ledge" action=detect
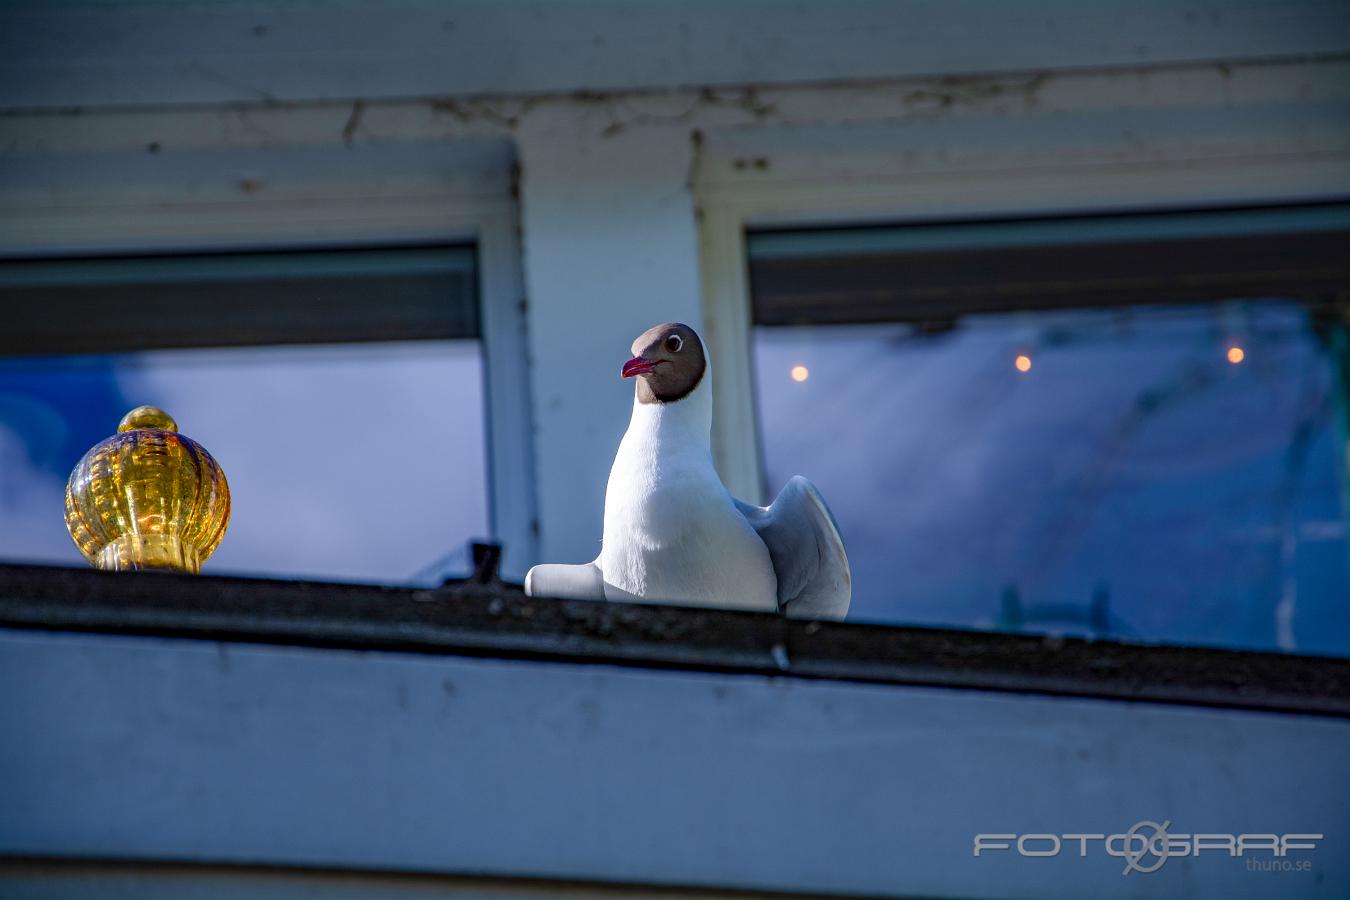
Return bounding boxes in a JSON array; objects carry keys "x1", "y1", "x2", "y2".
[{"x1": 1, "y1": 563, "x2": 1347, "y2": 718}]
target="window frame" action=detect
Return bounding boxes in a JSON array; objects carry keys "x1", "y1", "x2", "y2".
[
  {"x1": 691, "y1": 103, "x2": 1350, "y2": 660},
  {"x1": 0, "y1": 138, "x2": 539, "y2": 581},
  {"x1": 696, "y1": 130, "x2": 1350, "y2": 504}
]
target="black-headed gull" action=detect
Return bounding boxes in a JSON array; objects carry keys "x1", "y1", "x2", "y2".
[{"x1": 526, "y1": 322, "x2": 850, "y2": 619}]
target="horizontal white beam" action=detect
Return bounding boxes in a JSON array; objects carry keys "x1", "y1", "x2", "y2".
[{"x1": 2, "y1": 1, "x2": 1349, "y2": 111}]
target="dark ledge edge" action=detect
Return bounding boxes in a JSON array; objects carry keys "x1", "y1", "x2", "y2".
[{"x1": 1, "y1": 563, "x2": 1347, "y2": 718}]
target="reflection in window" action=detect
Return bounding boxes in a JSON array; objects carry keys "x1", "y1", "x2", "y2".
[
  {"x1": 0, "y1": 246, "x2": 489, "y2": 584},
  {"x1": 0, "y1": 343, "x2": 489, "y2": 585},
  {"x1": 754, "y1": 301, "x2": 1350, "y2": 656},
  {"x1": 747, "y1": 206, "x2": 1350, "y2": 654}
]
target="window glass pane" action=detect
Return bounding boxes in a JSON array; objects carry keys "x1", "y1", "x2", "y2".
[
  {"x1": 0, "y1": 341, "x2": 489, "y2": 584},
  {"x1": 0, "y1": 244, "x2": 489, "y2": 585},
  {"x1": 754, "y1": 300, "x2": 1350, "y2": 657}
]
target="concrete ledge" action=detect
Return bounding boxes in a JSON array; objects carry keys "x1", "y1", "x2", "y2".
[{"x1": 1, "y1": 563, "x2": 1346, "y2": 717}]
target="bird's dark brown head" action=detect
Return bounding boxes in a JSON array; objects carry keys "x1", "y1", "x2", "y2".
[{"x1": 622, "y1": 322, "x2": 707, "y2": 404}]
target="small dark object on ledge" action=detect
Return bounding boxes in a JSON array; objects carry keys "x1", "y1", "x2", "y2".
[{"x1": 468, "y1": 542, "x2": 502, "y2": 586}]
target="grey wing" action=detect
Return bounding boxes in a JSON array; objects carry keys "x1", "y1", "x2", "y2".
[
  {"x1": 735, "y1": 475, "x2": 851, "y2": 620},
  {"x1": 524, "y1": 561, "x2": 606, "y2": 600}
]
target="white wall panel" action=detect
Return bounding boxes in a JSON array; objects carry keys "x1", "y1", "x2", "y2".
[
  {"x1": 1, "y1": 629, "x2": 1346, "y2": 898},
  {"x1": 515, "y1": 111, "x2": 703, "y2": 566}
]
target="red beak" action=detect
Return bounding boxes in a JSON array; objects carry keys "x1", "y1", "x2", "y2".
[{"x1": 622, "y1": 356, "x2": 660, "y2": 378}]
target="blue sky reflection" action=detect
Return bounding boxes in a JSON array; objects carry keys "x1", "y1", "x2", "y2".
[
  {"x1": 0, "y1": 341, "x2": 488, "y2": 584},
  {"x1": 754, "y1": 301, "x2": 1350, "y2": 656}
]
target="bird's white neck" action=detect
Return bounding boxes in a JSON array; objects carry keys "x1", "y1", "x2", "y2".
[{"x1": 623, "y1": 368, "x2": 713, "y2": 454}]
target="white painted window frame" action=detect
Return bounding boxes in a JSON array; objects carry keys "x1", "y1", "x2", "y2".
[
  {"x1": 0, "y1": 144, "x2": 538, "y2": 580},
  {"x1": 698, "y1": 124, "x2": 1350, "y2": 503}
]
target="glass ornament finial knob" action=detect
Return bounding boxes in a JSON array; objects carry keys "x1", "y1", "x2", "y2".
[
  {"x1": 64, "y1": 406, "x2": 231, "y2": 574},
  {"x1": 118, "y1": 405, "x2": 178, "y2": 432}
]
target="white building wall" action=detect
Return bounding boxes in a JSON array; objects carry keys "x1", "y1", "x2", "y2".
[{"x1": 2, "y1": 628, "x2": 1346, "y2": 899}]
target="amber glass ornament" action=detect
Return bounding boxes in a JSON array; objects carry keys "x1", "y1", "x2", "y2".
[{"x1": 64, "y1": 406, "x2": 230, "y2": 573}]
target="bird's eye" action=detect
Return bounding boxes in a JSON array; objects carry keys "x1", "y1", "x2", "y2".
[{"x1": 665, "y1": 334, "x2": 683, "y2": 353}]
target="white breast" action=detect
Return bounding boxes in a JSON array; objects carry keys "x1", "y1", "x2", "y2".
[{"x1": 598, "y1": 393, "x2": 778, "y2": 612}]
